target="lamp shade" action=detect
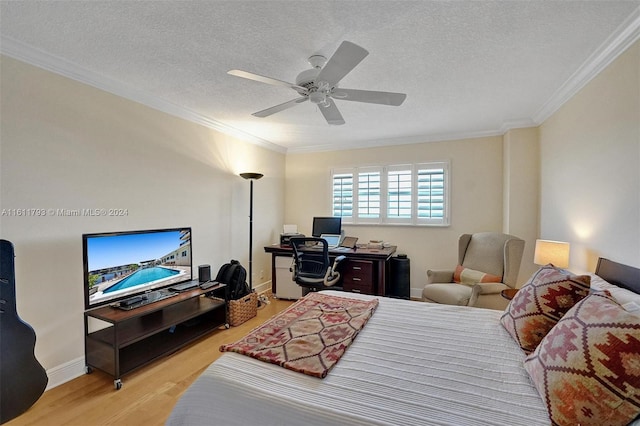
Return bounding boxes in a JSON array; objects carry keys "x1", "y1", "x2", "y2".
[
  {"x1": 240, "y1": 172, "x2": 263, "y2": 180},
  {"x1": 534, "y1": 239, "x2": 570, "y2": 268}
]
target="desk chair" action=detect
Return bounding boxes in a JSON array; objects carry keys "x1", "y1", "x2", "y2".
[{"x1": 290, "y1": 237, "x2": 346, "y2": 294}]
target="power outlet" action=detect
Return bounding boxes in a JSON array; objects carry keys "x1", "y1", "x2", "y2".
[{"x1": 259, "y1": 269, "x2": 265, "y2": 280}]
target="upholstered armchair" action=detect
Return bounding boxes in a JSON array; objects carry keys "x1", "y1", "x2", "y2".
[{"x1": 422, "y1": 232, "x2": 525, "y2": 310}]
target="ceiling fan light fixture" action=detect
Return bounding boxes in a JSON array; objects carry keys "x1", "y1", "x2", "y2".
[
  {"x1": 309, "y1": 91, "x2": 326, "y2": 105},
  {"x1": 320, "y1": 99, "x2": 332, "y2": 108}
]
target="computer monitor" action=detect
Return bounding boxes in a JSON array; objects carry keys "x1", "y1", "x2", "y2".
[{"x1": 312, "y1": 216, "x2": 342, "y2": 237}]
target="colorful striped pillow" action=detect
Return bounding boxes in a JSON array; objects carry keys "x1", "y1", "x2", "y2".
[{"x1": 453, "y1": 264, "x2": 502, "y2": 285}]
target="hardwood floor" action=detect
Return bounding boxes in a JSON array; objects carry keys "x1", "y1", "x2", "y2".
[{"x1": 7, "y1": 296, "x2": 293, "y2": 426}]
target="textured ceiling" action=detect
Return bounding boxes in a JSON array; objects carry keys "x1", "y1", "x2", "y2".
[{"x1": 1, "y1": 1, "x2": 639, "y2": 153}]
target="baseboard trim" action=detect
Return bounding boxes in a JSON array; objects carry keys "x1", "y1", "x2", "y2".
[
  {"x1": 46, "y1": 356, "x2": 86, "y2": 391},
  {"x1": 410, "y1": 287, "x2": 422, "y2": 300},
  {"x1": 253, "y1": 281, "x2": 271, "y2": 295}
]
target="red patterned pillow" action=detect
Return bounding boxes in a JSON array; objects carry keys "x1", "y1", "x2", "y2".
[
  {"x1": 524, "y1": 292, "x2": 640, "y2": 426},
  {"x1": 500, "y1": 264, "x2": 590, "y2": 354},
  {"x1": 453, "y1": 264, "x2": 502, "y2": 285}
]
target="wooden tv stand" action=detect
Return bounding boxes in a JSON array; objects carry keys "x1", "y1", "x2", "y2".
[{"x1": 84, "y1": 284, "x2": 227, "y2": 389}]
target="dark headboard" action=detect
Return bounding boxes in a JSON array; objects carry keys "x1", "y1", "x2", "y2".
[{"x1": 596, "y1": 258, "x2": 640, "y2": 295}]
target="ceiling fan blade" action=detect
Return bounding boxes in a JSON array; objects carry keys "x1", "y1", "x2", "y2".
[
  {"x1": 332, "y1": 88, "x2": 407, "y2": 106},
  {"x1": 252, "y1": 97, "x2": 308, "y2": 118},
  {"x1": 315, "y1": 41, "x2": 369, "y2": 87},
  {"x1": 319, "y1": 98, "x2": 345, "y2": 125},
  {"x1": 228, "y1": 69, "x2": 308, "y2": 94}
]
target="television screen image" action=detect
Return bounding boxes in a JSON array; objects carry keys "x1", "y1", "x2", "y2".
[
  {"x1": 312, "y1": 216, "x2": 342, "y2": 237},
  {"x1": 83, "y1": 227, "x2": 192, "y2": 309}
]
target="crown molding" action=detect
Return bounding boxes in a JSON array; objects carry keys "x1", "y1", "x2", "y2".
[
  {"x1": 287, "y1": 117, "x2": 538, "y2": 154},
  {"x1": 533, "y1": 6, "x2": 640, "y2": 124},
  {"x1": 499, "y1": 118, "x2": 539, "y2": 134},
  {"x1": 0, "y1": 36, "x2": 286, "y2": 154},
  {"x1": 286, "y1": 128, "x2": 507, "y2": 154}
]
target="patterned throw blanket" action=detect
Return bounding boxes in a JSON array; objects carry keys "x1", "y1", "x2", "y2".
[{"x1": 220, "y1": 292, "x2": 379, "y2": 378}]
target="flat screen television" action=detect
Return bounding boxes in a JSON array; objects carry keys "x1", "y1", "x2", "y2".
[
  {"x1": 83, "y1": 227, "x2": 192, "y2": 310},
  {"x1": 312, "y1": 216, "x2": 342, "y2": 237}
]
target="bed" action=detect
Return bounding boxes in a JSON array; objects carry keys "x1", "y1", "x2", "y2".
[{"x1": 167, "y1": 258, "x2": 640, "y2": 426}]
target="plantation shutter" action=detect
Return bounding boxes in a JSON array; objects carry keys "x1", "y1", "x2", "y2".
[
  {"x1": 331, "y1": 170, "x2": 353, "y2": 220},
  {"x1": 416, "y1": 163, "x2": 448, "y2": 224},
  {"x1": 357, "y1": 168, "x2": 381, "y2": 222},
  {"x1": 387, "y1": 166, "x2": 412, "y2": 223}
]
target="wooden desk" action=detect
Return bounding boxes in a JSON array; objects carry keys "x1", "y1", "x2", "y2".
[{"x1": 264, "y1": 244, "x2": 397, "y2": 297}]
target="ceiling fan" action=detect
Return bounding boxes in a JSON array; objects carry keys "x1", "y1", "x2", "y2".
[{"x1": 228, "y1": 41, "x2": 407, "y2": 125}]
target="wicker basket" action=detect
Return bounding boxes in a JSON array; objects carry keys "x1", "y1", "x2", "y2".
[{"x1": 229, "y1": 292, "x2": 258, "y2": 326}]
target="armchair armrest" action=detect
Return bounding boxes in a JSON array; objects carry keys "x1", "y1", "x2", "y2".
[
  {"x1": 426, "y1": 269, "x2": 454, "y2": 284},
  {"x1": 468, "y1": 282, "x2": 509, "y2": 306},
  {"x1": 473, "y1": 282, "x2": 509, "y2": 295}
]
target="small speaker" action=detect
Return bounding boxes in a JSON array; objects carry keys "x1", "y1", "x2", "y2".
[{"x1": 198, "y1": 264, "x2": 211, "y2": 283}]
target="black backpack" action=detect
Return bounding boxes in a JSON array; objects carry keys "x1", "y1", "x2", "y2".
[{"x1": 215, "y1": 260, "x2": 250, "y2": 300}]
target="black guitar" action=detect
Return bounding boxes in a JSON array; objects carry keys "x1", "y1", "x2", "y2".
[{"x1": 0, "y1": 239, "x2": 48, "y2": 424}]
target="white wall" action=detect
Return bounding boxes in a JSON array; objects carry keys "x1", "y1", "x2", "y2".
[
  {"x1": 284, "y1": 136, "x2": 526, "y2": 297},
  {"x1": 539, "y1": 40, "x2": 640, "y2": 273},
  {"x1": 0, "y1": 56, "x2": 284, "y2": 386}
]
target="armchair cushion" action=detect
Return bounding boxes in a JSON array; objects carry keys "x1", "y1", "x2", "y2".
[
  {"x1": 422, "y1": 283, "x2": 473, "y2": 306},
  {"x1": 453, "y1": 265, "x2": 502, "y2": 285},
  {"x1": 500, "y1": 264, "x2": 591, "y2": 354}
]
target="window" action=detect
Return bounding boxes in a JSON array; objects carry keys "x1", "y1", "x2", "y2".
[
  {"x1": 417, "y1": 165, "x2": 446, "y2": 222},
  {"x1": 387, "y1": 166, "x2": 412, "y2": 222},
  {"x1": 331, "y1": 162, "x2": 449, "y2": 226}
]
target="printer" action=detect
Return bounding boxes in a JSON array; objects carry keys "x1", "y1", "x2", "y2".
[
  {"x1": 280, "y1": 233, "x2": 305, "y2": 246},
  {"x1": 280, "y1": 224, "x2": 304, "y2": 246}
]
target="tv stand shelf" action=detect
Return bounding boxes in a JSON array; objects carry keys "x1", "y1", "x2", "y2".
[{"x1": 84, "y1": 284, "x2": 227, "y2": 390}]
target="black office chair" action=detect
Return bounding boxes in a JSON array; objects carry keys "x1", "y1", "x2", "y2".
[{"x1": 290, "y1": 237, "x2": 346, "y2": 294}]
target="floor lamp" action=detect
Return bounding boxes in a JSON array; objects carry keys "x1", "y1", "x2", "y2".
[{"x1": 240, "y1": 172, "x2": 263, "y2": 291}]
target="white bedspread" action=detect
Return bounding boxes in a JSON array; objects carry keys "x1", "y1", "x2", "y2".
[{"x1": 167, "y1": 291, "x2": 549, "y2": 425}]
